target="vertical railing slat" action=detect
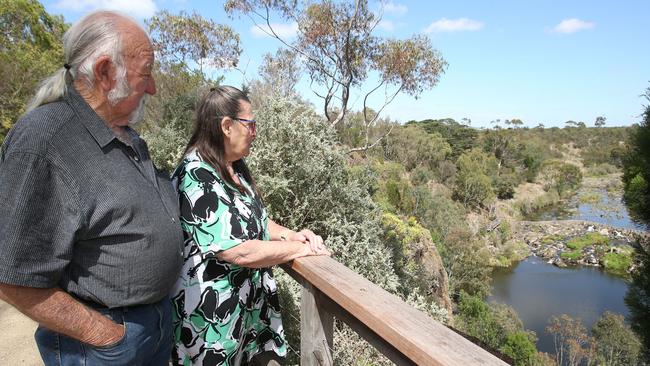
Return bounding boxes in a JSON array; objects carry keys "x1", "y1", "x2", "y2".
[{"x1": 300, "y1": 282, "x2": 334, "y2": 366}]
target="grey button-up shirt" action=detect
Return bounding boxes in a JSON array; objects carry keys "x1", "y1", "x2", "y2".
[{"x1": 0, "y1": 87, "x2": 183, "y2": 308}]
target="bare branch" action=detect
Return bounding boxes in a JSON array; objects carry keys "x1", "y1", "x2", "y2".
[
  {"x1": 246, "y1": 5, "x2": 342, "y2": 85},
  {"x1": 347, "y1": 123, "x2": 395, "y2": 154},
  {"x1": 363, "y1": 79, "x2": 386, "y2": 124}
]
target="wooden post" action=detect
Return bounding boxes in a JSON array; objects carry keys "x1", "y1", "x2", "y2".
[{"x1": 300, "y1": 282, "x2": 333, "y2": 366}]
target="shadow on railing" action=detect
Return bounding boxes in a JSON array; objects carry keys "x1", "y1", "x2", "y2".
[{"x1": 282, "y1": 256, "x2": 509, "y2": 366}]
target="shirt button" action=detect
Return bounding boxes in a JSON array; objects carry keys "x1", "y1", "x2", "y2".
[
  {"x1": 171, "y1": 217, "x2": 176, "y2": 222},
  {"x1": 134, "y1": 156, "x2": 140, "y2": 162}
]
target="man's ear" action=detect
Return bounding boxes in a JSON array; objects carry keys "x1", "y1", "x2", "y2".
[
  {"x1": 93, "y1": 55, "x2": 115, "y2": 92},
  {"x1": 221, "y1": 117, "x2": 233, "y2": 137}
]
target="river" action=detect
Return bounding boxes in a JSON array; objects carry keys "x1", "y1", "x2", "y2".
[
  {"x1": 524, "y1": 187, "x2": 649, "y2": 231},
  {"x1": 490, "y1": 185, "x2": 645, "y2": 356},
  {"x1": 489, "y1": 257, "x2": 630, "y2": 355}
]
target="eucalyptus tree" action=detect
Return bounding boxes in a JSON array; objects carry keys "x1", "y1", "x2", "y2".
[
  {"x1": 146, "y1": 10, "x2": 241, "y2": 74},
  {"x1": 0, "y1": 0, "x2": 67, "y2": 141},
  {"x1": 142, "y1": 11, "x2": 241, "y2": 171},
  {"x1": 224, "y1": 0, "x2": 447, "y2": 151}
]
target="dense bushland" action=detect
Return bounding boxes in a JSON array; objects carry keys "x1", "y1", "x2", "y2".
[{"x1": 2, "y1": 2, "x2": 645, "y2": 364}]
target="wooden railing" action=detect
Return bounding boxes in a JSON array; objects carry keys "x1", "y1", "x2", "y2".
[{"x1": 282, "y1": 256, "x2": 509, "y2": 366}]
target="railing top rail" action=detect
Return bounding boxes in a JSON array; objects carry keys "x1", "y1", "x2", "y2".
[{"x1": 284, "y1": 256, "x2": 508, "y2": 366}]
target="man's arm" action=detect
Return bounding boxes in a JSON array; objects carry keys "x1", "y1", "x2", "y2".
[{"x1": 0, "y1": 283, "x2": 124, "y2": 347}]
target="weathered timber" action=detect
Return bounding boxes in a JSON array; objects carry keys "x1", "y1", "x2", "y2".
[
  {"x1": 282, "y1": 256, "x2": 508, "y2": 366},
  {"x1": 300, "y1": 282, "x2": 333, "y2": 366}
]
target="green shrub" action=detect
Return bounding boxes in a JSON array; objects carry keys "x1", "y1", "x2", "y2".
[
  {"x1": 536, "y1": 160, "x2": 582, "y2": 197},
  {"x1": 625, "y1": 244, "x2": 650, "y2": 362},
  {"x1": 540, "y1": 235, "x2": 564, "y2": 245},
  {"x1": 454, "y1": 149, "x2": 497, "y2": 208},
  {"x1": 381, "y1": 125, "x2": 451, "y2": 171},
  {"x1": 560, "y1": 250, "x2": 582, "y2": 261},
  {"x1": 494, "y1": 174, "x2": 516, "y2": 199},
  {"x1": 621, "y1": 85, "x2": 650, "y2": 219},
  {"x1": 249, "y1": 97, "x2": 399, "y2": 290},
  {"x1": 372, "y1": 162, "x2": 415, "y2": 214},
  {"x1": 602, "y1": 250, "x2": 633, "y2": 277},
  {"x1": 592, "y1": 311, "x2": 641, "y2": 365},
  {"x1": 381, "y1": 213, "x2": 428, "y2": 293},
  {"x1": 456, "y1": 292, "x2": 539, "y2": 364},
  {"x1": 247, "y1": 97, "x2": 403, "y2": 364},
  {"x1": 500, "y1": 331, "x2": 538, "y2": 366},
  {"x1": 624, "y1": 173, "x2": 649, "y2": 214},
  {"x1": 412, "y1": 187, "x2": 466, "y2": 240},
  {"x1": 410, "y1": 165, "x2": 435, "y2": 186},
  {"x1": 566, "y1": 232, "x2": 609, "y2": 250}
]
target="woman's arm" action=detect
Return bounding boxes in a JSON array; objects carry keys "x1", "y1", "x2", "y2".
[
  {"x1": 268, "y1": 219, "x2": 295, "y2": 241},
  {"x1": 217, "y1": 239, "x2": 329, "y2": 268}
]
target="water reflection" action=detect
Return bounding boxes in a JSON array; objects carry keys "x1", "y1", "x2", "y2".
[
  {"x1": 489, "y1": 257, "x2": 630, "y2": 355},
  {"x1": 525, "y1": 188, "x2": 650, "y2": 231}
]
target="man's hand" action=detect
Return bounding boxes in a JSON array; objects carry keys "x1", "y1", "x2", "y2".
[
  {"x1": 85, "y1": 313, "x2": 126, "y2": 347},
  {"x1": 0, "y1": 283, "x2": 124, "y2": 347}
]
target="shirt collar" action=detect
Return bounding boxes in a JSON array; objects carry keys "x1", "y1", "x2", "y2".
[{"x1": 65, "y1": 86, "x2": 123, "y2": 149}]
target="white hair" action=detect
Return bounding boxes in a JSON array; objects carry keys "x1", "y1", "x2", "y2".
[{"x1": 26, "y1": 10, "x2": 146, "y2": 111}]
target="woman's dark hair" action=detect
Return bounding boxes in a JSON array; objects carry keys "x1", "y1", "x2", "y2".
[{"x1": 184, "y1": 85, "x2": 258, "y2": 195}]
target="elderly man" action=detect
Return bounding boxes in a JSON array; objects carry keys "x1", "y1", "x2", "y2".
[{"x1": 0, "y1": 10, "x2": 183, "y2": 366}]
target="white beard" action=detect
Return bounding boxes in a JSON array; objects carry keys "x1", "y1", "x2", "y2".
[
  {"x1": 107, "y1": 68, "x2": 147, "y2": 127},
  {"x1": 128, "y1": 94, "x2": 147, "y2": 127}
]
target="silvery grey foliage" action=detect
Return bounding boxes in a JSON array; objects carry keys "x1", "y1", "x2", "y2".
[
  {"x1": 247, "y1": 97, "x2": 402, "y2": 364},
  {"x1": 247, "y1": 97, "x2": 399, "y2": 291}
]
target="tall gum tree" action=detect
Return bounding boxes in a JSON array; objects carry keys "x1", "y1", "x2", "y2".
[
  {"x1": 0, "y1": 0, "x2": 67, "y2": 141},
  {"x1": 141, "y1": 10, "x2": 241, "y2": 170},
  {"x1": 147, "y1": 10, "x2": 241, "y2": 74},
  {"x1": 224, "y1": 0, "x2": 447, "y2": 152}
]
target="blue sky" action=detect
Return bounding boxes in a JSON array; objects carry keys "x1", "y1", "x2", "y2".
[{"x1": 42, "y1": 0, "x2": 650, "y2": 128}]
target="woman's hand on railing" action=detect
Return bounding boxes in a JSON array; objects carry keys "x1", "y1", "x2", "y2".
[{"x1": 289, "y1": 229, "x2": 328, "y2": 255}]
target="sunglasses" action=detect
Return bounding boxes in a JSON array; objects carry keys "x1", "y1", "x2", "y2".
[{"x1": 234, "y1": 117, "x2": 257, "y2": 134}]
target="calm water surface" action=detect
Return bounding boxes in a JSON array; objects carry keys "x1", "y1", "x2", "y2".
[
  {"x1": 489, "y1": 257, "x2": 630, "y2": 355},
  {"x1": 525, "y1": 188, "x2": 649, "y2": 231}
]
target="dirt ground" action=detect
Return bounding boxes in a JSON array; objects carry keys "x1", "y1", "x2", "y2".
[{"x1": 0, "y1": 300, "x2": 41, "y2": 365}]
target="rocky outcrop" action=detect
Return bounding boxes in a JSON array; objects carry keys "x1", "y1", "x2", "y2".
[
  {"x1": 514, "y1": 220, "x2": 647, "y2": 271},
  {"x1": 418, "y1": 242, "x2": 453, "y2": 313},
  {"x1": 516, "y1": 220, "x2": 649, "y2": 248}
]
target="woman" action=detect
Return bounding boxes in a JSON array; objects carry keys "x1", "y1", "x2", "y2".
[{"x1": 171, "y1": 86, "x2": 330, "y2": 366}]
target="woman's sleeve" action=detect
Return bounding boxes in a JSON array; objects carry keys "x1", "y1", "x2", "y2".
[{"x1": 177, "y1": 161, "x2": 246, "y2": 253}]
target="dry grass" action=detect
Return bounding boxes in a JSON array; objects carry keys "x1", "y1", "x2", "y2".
[
  {"x1": 559, "y1": 142, "x2": 585, "y2": 171},
  {"x1": 582, "y1": 172, "x2": 622, "y2": 189},
  {"x1": 513, "y1": 182, "x2": 547, "y2": 202}
]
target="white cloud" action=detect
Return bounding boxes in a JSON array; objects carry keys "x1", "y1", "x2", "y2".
[
  {"x1": 377, "y1": 20, "x2": 395, "y2": 32},
  {"x1": 552, "y1": 18, "x2": 595, "y2": 34},
  {"x1": 250, "y1": 22, "x2": 299, "y2": 39},
  {"x1": 53, "y1": 0, "x2": 157, "y2": 18},
  {"x1": 424, "y1": 18, "x2": 484, "y2": 33},
  {"x1": 383, "y1": 1, "x2": 408, "y2": 16}
]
